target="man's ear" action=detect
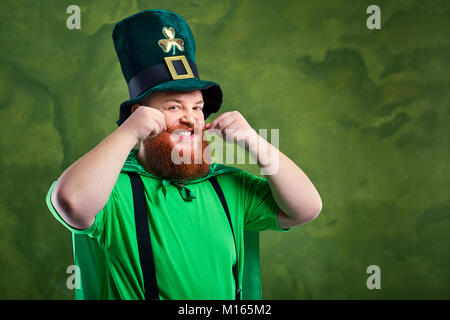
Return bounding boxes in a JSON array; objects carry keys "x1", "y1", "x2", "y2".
[{"x1": 131, "y1": 103, "x2": 139, "y2": 114}]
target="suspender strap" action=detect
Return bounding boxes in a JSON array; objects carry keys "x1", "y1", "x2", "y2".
[
  {"x1": 209, "y1": 177, "x2": 241, "y2": 300},
  {"x1": 128, "y1": 172, "x2": 159, "y2": 300}
]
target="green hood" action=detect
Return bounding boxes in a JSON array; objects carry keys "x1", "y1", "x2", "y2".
[{"x1": 121, "y1": 149, "x2": 241, "y2": 201}]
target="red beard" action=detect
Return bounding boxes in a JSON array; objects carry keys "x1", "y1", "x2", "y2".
[{"x1": 141, "y1": 125, "x2": 211, "y2": 181}]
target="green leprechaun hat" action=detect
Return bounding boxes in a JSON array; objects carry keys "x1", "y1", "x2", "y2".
[{"x1": 113, "y1": 9, "x2": 222, "y2": 126}]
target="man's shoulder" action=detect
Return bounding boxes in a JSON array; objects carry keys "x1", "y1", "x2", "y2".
[
  {"x1": 209, "y1": 163, "x2": 243, "y2": 175},
  {"x1": 211, "y1": 164, "x2": 264, "y2": 186},
  {"x1": 209, "y1": 163, "x2": 255, "y2": 180}
]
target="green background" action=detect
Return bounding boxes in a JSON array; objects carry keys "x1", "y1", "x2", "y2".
[{"x1": 0, "y1": 0, "x2": 448, "y2": 299}]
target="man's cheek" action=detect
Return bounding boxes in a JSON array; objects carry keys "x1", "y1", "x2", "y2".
[
  {"x1": 162, "y1": 114, "x2": 175, "y2": 128},
  {"x1": 195, "y1": 117, "x2": 205, "y2": 131}
]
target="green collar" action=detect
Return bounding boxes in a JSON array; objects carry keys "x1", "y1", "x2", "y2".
[{"x1": 121, "y1": 149, "x2": 241, "y2": 201}]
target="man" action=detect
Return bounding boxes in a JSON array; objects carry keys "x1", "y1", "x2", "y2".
[{"x1": 46, "y1": 9, "x2": 322, "y2": 300}]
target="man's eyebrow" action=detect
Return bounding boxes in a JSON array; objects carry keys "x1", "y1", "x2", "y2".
[{"x1": 164, "y1": 99, "x2": 204, "y2": 104}]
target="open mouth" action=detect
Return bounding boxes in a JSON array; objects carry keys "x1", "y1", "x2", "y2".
[
  {"x1": 170, "y1": 128, "x2": 195, "y2": 141},
  {"x1": 175, "y1": 130, "x2": 193, "y2": 137}
]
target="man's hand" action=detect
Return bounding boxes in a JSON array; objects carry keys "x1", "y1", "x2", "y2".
[
  {"x1": 205, "y1": 110, "x2": 322, "y2": 229},
  {"x1": 51, "y1": 105, "x2": 166, "y2": 230},
  {"x1": 205, "y1": 110, "x2": 270, "y2": 167},
  {"x1": 205, "y1": 111, "x2": 258, "y2": 150},
  {"x1": 121, "y1": 106, "x2": 167, "y2": 143}
]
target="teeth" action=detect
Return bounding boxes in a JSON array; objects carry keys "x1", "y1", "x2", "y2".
[{"x1": 176, "y1": 131, "x2": 191, "y2": 136}]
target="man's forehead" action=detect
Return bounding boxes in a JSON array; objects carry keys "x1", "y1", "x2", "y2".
[{"x1": 148, "y1": 90, "x2": 203, "y2": 103}]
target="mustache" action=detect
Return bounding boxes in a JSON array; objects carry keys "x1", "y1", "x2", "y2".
[{"x1": 165, "y1": 124, "x2": 206, "y2": 134}]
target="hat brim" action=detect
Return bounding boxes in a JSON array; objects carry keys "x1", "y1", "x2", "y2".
[{"x1": 116, "y1": 78, "x2": 222, "y2": 126}]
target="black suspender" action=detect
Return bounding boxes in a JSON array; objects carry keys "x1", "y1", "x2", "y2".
[
  {"x1": 209, "y1": 177, "x2": 241, "y2": 300},
  {"x1": 128, "y1": 173, "x2": 241, "y2": 300},
  {"x1": 129, "y1": 172, "x2": 160, "y2": 300}
]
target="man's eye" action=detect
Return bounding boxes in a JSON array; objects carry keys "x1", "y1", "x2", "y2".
[
  {"x1": 168, "y1": 105, "x2": 180, "y2": 110},
  {"x1": 194, "y1": 106, "x2": 203, "y2": 111}
]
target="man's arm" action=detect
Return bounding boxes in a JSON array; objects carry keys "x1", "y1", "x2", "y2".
[
  {"x1": 206, "y1": 111, "x2": 322, "y2": 229},
  {"x1": 252, "y1": 138, "x2": 322, "y2": 228},
  {"x1": 51, "y1": 106, "x2": 166, "y2": 229}
]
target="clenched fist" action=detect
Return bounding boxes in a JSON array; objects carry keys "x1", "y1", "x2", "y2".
[
  {"x1": 121, "y1": 106, "x2": 167, "y2": 142},
  {"x1": 205, "y1": 111, "x2": 258, "y2": 150}
]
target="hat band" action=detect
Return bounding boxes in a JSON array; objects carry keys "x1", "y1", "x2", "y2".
[{"x1": 127, "y1": 59, "x2": 199, "y2": 99}]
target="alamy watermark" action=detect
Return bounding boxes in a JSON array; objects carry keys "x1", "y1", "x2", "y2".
[
  {"x1": 66, "y1": 264, "x2": 80, "y2": 290},
  {"x1": 170, "y1": 128, "x2": 280, "y2": 175},
  {"x1": 66, "y1": 5, "x2": 81, "y2": 30},
  {"x1": 366, "y1": 5, "x2": 381, "y2": 30},
  {"x1": 366, "y1": 265, "x2": 381, "y2": 290}
]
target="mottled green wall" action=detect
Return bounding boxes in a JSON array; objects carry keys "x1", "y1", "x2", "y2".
[{"x1": 0, "y1": 0, "x2": 448, "y2": 299}]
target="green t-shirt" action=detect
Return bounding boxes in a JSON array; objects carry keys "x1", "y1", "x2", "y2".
[{"x1": 46, "y1": 150, "x2": 289, "y2": 300}]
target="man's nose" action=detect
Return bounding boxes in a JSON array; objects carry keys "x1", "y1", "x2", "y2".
[{"x1": 180, "y1": 111, "x2": 195, "y2": 127}]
